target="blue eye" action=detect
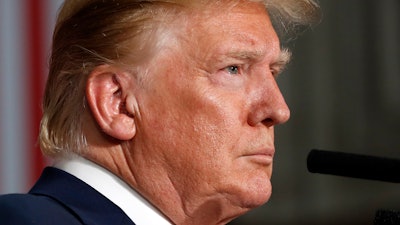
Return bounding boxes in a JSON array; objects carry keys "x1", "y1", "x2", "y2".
[{"x1": 225, "y1": 65, "x2": 239, "y2": 75}]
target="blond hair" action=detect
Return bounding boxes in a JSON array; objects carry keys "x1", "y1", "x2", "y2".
[{"x1": 39, "y1": 0, "x2": 320, "y2": 156}]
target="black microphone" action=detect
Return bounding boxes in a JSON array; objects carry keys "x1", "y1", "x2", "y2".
[{"x1": 307, "y1": 149, "x2": 400, "y2": 183}]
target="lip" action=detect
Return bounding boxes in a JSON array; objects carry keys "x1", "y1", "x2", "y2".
[{"x1": 242, "y1": 148, "x2": 275, "y2": 165}]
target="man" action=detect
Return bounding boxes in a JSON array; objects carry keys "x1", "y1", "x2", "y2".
[{"x1": 0, "y1": 0, "x2": 319, "y2": 224}]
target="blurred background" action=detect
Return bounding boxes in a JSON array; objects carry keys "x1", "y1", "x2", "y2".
[{"x1": 1, "y1": 0, "x2": 399, "y2": 224}]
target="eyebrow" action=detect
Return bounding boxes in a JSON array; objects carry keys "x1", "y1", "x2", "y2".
[
  {"x1": 224, "y1": 47, "x2": 292, "y2": 73},
  {"x1": 224, "y1": 49, "x2": 265, "y2": 62}
]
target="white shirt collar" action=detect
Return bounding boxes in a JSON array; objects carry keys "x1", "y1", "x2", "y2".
[{"x1": 53, "y1": 155, "x2": 173, "y2": 225}]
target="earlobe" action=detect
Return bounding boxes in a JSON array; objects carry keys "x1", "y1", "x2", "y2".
[{"x1": 86, "y1": 65, "x2": 136, "y2": 141}]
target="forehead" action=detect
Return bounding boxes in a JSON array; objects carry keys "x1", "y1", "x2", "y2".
[
  {"x1": 179, "y1": 2, "x2": 279, "y2": 61},
  {"x1": 170, "y1": 1, "x2": 280, "y2": 68}
]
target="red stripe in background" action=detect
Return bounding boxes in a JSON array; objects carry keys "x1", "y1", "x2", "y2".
[{"x1": 27, "y1": 0, "x2": 46, "y2": 188}]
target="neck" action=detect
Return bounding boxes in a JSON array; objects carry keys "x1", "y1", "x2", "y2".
[
  {"x1": 122, "y1": 157, "x2": 249, "y2": 225},
  {"x1": 173, "y1": 196, "x2": 248, "y2": 225},
  {"x1": 83, "y1": 144, "x2": 248, "y2": 225}
]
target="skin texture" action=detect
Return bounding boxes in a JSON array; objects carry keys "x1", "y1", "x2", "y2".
[{"x1": 84, "y1": 2, "x2": 290, "y2": 225}]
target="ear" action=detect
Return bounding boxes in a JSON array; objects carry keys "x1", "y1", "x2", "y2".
[{"x1": 86, "y1": 65, "x2": 136, "y2": 141}]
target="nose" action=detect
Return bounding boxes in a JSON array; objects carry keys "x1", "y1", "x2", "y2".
[{"x1": 248, "y1": 75, "x2": 290, "y2": 127}]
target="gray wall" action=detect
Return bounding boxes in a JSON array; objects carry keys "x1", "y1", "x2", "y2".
[{"x1": 231, "y1": 0, "x2": 400, "y2": 224}]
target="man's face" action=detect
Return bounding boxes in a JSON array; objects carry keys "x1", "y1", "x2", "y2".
[{"x1": 130, "y1": 2, "x2": 290, "y2": 214}]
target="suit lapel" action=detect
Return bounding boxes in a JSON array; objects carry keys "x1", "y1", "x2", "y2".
[{"x1": 30, "y1": 167, "x2": 136, "y2": 225}]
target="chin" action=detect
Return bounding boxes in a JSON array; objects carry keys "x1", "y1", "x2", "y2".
[
  {"x1": 228, "y1": 175, "x2": 272, "y2": 210},
  {"x1": 243, "y1": 167, "x2": 273, "y2": 207},
  {"x1": 243, "y1": 184, "x2": 272, "y2": 209}
]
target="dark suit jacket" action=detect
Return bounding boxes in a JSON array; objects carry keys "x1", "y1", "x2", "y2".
[{"x1": 0, "y1": 167, "x2": 135, "y2": 225}]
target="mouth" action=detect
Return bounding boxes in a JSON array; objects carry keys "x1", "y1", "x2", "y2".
[{"x1": 242, "y1": 148, "x2": 275, "y2": 165}]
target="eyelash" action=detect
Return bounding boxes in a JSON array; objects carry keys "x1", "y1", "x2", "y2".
[
  {"x1": 271, "y1": 68, "x2": 283, "y2": 79},
  {"x1": 224, "y1": 65, "x2": 281, "y2": 78},
  {"x1": 271, "y1": 69, "x2": 277, "y2": 77}
]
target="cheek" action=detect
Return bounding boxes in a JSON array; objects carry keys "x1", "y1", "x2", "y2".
[
  {"x1": 144, "y1": 90, "x2": 240, "y2": 169},
  {"x1": 183, "y1": 93, "x2": 243, "y2": 150},
  {"x1": 136, "y1": 67, "x2": 250, "y2": 173}
]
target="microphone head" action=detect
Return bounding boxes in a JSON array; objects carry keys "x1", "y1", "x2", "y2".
[{"x1": 307, "y1": 149, "x2": 400, "y2": 183}]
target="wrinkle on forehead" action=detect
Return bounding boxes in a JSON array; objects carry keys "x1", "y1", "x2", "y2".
[{"x1": 139, "y1": 0, "x2": 281, "y2": 80}]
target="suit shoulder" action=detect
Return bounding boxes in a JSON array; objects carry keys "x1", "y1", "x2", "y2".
[{"x1": 0, "y1": 193, "x2": 82, "y2": 225}]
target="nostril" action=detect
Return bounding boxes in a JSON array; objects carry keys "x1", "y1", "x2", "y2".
[
  {"x1": 259, "y1": 107, "x2": 290, "y2": 127},
  {"x1": 261, "y1": 118, "x2": 274, "y2": 127}
]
